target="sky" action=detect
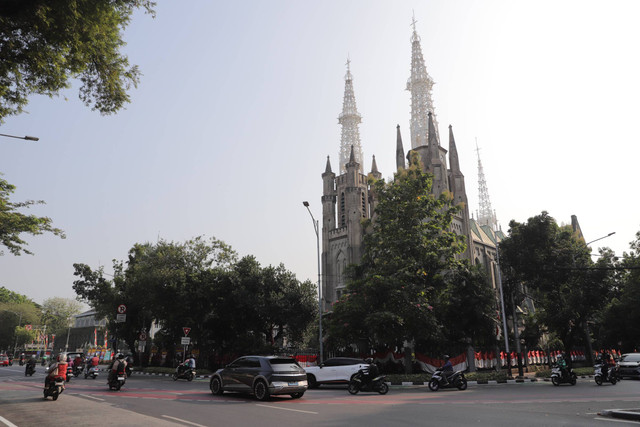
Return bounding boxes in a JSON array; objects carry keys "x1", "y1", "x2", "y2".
[{"x1": 2, "y1": 0, "x2": 639, "y2": 306}]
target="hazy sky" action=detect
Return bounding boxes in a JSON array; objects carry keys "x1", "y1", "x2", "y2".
[{"x1": 2, "y1": 0, "x2": 639, "y2": 305}]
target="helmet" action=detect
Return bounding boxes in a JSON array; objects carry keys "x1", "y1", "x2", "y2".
[
  {"x1": 31, "y1": 355, "x2": 36, "y2": 359},
  {"x1": 365, "y1": 358, "x2": 373, "y2": 364},
  {"x1": 57, "y1": 353, "x2": 67, "y2": 362},
  {"x1": 116, "y1": 353, "x2": 125, "y2": 359},
  {"x1": 444, "y1": 355, "x2": 450, "y2": 361}
]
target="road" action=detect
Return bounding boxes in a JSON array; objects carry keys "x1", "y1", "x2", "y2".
[{"x1": 1, "y1": 364, "x2": 639, "y2": 426}]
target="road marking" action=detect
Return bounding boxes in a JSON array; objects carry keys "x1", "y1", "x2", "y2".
[
  {"x1": 256, "y1": 404, "x2": 318, "y2": 414},
  {"x1": 0, "y1": 416, "x2": 18, "y2": 427},
  {"x1": 161, "y1": 415, "x2": 208, "y2": 426},
  {"x1": 594, "y1": 417, "x2": 640, "y2": 424},
  {"x1": 78, "y1": 393, "x2": 105, "y2": 401}
]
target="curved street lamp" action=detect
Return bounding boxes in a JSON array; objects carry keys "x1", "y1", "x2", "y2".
[
  {"x1": 302, "y1": 201, "x2": 323, "y2": 365},
  {"x1": 586, "y1": 232, "x2": 615, "y2": 246},
  {"x1": 0, "y1": 133, "x2": 39, "y2": 141}
]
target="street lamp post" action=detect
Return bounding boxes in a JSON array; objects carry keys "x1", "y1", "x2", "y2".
[
  {"x1": 303, "y1": 201, "x2": 323, "y2": 365},
  {"x1": 582, "y1": 231, "x2": 615, "y2": 364},
  {"x1": 0, "y1": 133, "x2": 39, "y2": 141}
]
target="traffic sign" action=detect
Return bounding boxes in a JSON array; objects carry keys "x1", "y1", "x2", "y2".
[
  {"x1": 183, "y1": 327, "x2": 191, "y2": 336},
  {"x1": 181, "y1": 337, "x2": 191, "y2": 345},
  {"x1": 116, "y1": 313, "x2": 126, "y2": 323},
  {"x1": 117, "y1": 304, "x2": 127, "y2": 314},
  {"x1": 139, "y1": 332, "x2": 147, "y2": 341}
]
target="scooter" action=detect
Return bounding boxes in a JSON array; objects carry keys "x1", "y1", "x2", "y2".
[
  {"x1": 347, "y1": 370, "x2": 389, "y2": 395},
  {"x1": 108, "y1": 368, "x2": 126, "y2": 391},
  {"x1": 428, "y1": 369, "x2": 468, "y2": 391},
  {"x1": 85, "y1": 365, "x2": 99, "y2": 379},
  {"x1": 551, "y1": 365, "x2": 577, "y2": 386},
  {"x1": 73, "y1": 364, "x2": 84, "y2": 378},
  {"x1": 65, "y1": 365, "x2": 74, "y2": 382},
  {"x1": 43, "y1": 378, "x2": 65, "y2": 400},
  {"x1": 594, "y1": 363, "x2": 617, "y2": 386},
  {"x1": 25, "y1": 363, "x2": 36, "y2": 376},
  {"x1": 173, "y1": 365, "x2": 196, "y2": 381}
]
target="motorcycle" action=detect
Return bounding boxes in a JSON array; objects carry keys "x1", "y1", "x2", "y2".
[
  {"x1": 551, "y1": 365, "x2": 577, "y2": 386},
  {"x1": 347, "y1": 369, "x2": 389, "y2": 395},
  {"x1": 126, "y1": 364, "x2": 133, "y2": 378},
  {"x1": 65, "y1": 365, "x2": 74, "y2": 382},
  {"x1": 85, "y1": 365, "x2": 99, "y2": 379},
  {"x1": 428, "y1": 369, "x2": 468, "y2": 391},
  {"x1": 43, "y1": 378, "x2": 65, "y2": 401},
  {"x1": 19, "y1": 357, "x2": 24, "y2": 366},
  {"x1": 594, "y1": 363, "x2": 617, "y2": 386},
  {"x1": 25, "y1": 363, "x2": 36, "y2": 376},
  {"x1": 173, "y1": 365, "x2": 196, "y2": 381},
  {"x1": 73, "y1": 364, "x2": 84, "y2": 378},
  {"x1": 108, "y1": 369, "x2": 126, "y2": 391}
]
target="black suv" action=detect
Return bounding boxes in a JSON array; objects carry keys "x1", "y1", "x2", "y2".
[{"x1": 209, "y1": 355, "x2": 308, "y2": 401}]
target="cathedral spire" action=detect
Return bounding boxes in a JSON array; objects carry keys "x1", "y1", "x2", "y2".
[
  {"x1": 406, "y1": 13, "x2": 439, "y2": 149},
  {"x1": 476, "y1": 140, "x2": 498, "y2": 231},
  {"x1": 339, "y1": 57, "x2": 363, "y2": 173},
  {"x1": 325, "y1": 155, "x2": 332, "y2": 173},
  {"x1": 396, "y1": 124, "x2": 405, "y2": 170}
]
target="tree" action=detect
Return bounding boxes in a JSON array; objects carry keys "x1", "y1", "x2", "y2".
[
  {"x1": 597, "y1": 231, "x2": 640, "y2": 352},
  {"x1": 327, "y1": 152, "x2": 466, "y2": 356},
  {"x1": 0, "y1": 0, "x2": 155, "y2": 122},
  {"x1": 499, "y1": 212, "x2": 615, "y2": 361},
  {"x1": 0, "y1": 175, "x2": 65, "y2": 255},
  {"x1": 0, "y1": 300, "x2": 41, "y2": 352},
  {"x1": 41, "y1": 297, "x2": 83, "y2": 337}
]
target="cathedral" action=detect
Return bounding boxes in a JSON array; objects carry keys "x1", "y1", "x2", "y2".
[{"x1": 320, "y1": 19, "x2": 506, "y2": 309}]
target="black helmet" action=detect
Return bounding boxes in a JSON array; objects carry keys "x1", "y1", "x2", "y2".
[
  {"x1": 365, "y1": 358, "x2": 373, "y2": 364},
  {"x1": 444, "y1": 355, "x2": 450, "y2": 361},
  {"x1": 116, "y1": 353, "x2": 125, "y2": 359}
]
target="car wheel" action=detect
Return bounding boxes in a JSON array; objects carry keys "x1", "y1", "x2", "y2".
[
  {"x1": 210, "y1": 377, "x2": 224, "y2": 395},
  {"x1": 307, "y1": 374, "x2": 318, "y2": 389},
  {"x1": 377, "y1": 382, "x2": 389, "y2": 395},
  {"x1": 551, "y1": 376, "x2": 560, "y2": 386},
  {"x1": 428, "y1": 379, "x2": 440, "y2": 391},
  {"x1": 457, "y1": 378, "x2": 468, "y2": 391},
  {"x1": 290, "y1": 392, "x2": 304, "y2": 399},
  {"x1": 254, "y1": 380, "x2": 270, "y2": 401}
]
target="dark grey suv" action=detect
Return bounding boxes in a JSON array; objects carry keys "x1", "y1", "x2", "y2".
[{"x1": 209, "y1": 355, "x2": 308, "y2": 401}]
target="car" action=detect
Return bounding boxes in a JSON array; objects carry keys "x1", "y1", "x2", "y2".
[
  {"x1": 304, "y1": 357, "x2": 368, "y2": 388},
  {"x1": 209, "y1": 355, "x2": 308, "y2": 401},
  {"x1": 617, "y1": 353, "x2": 640, "y2": 379},
  {"x1": 0, "y1": 354, "x2": 9, "y2": 366}
]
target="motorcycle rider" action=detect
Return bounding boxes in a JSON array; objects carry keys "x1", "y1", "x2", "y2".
[
  {"x1": 19, "y1": 353, "x2": 25, "y2": 365},
  {"x1": 441, "y1": 355, "x2": 454, "y2": 385},
  {"x1": 557, "y1": 354, "x2": 568, "y2": 380},
  {"x1": 26, "y1": 355, "x2": 36, "y2": 374},
  {"x1": 597, "y1": 351, "x2": 614, "y2": 380},
  {"x1": 177, "y1": 354, "x2": 196, "y2": 377},
  {"x1": 72, "y1": 354, "x2": 83, "y2": 375},
  {"x1": 361, "y1": 358, "x2": 379, "y2": 387},
  {"x1": 108, "y1": 353, "x2": 127, "y2": 385},
  {"x1": 88, "y1": 354, "x2": 100, "y2": 373},
  {"x1": 44, "y1": 353, "x2": 67, "y2": 390}
]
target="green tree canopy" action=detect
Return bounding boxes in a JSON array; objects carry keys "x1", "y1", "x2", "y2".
[
  {"x1": 0, "y1": 0, "x2": 155, "y2": 122},
  {"x1": 41, "y1": 297, "x2": 83, "y2": 336},
  {"x1": 0, "y1": 288, "x2": 42, "y2": 352},
  {"x1": 499, "y1": 212, "x2": 616, "y2": 357},
  {"x1": 328, "y1": 152, "x2": 466, "y2": 351},
  {"x1": 0, "y1": 175, "x2": 65, "y2": 255}
]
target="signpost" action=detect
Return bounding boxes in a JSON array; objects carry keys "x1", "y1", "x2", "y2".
[{"x1": 181, "y1": 327, "x2": 191, "y2": 362}]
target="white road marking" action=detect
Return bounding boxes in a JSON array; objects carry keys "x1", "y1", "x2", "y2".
[
  {"x1": 78, "y1": 393, "x2": 105, "y2": 401},
  {"x1": 161, "y1": 415, "x2": 208, "y2": 426},
  {"x1": 595, "y1": 417, "x2": 640, "y2": 424},
  {"x1": 0, "y1": 416, "x2": 18, "y2": 427},
  {"x1": 256, "y1": 404, "x2": 318, "y2": 414}
]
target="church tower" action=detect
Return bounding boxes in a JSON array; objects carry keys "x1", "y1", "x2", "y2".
[{"x1": 322, "y1": 61, "x2": 375, "y2": 308}]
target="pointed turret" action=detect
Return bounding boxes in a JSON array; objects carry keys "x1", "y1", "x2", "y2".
[
  {"x1": 406, "y1": 13, "x2": 439, "y2": 149},
  {"x1": 325, "y1": 155, "x2": 333, "y2": 174},
  {"x1": 447, "y1": 125, "x2": 473, "y2": 262},
  {"x1": 425, "y1": 111, "x2": 440, "y2": 167},
  {"x1": 396, "y1": 125, "x2": 405, "y2": 170},
  {"x1": 370, "y1": 155, "x2": 382, "y2": 181},
  {"x1": 338, "y1": 58, "x2": 363, "y2": 173},
  {"x1": 448, "y1": 125, "x2": 460, "y2": 172}
]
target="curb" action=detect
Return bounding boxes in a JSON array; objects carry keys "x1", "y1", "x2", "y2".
[{"x1": 599, "y1": 409, "x2": 640, "y2": 421}]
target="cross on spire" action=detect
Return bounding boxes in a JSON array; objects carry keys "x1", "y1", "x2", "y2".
[{"x1": 411, "y1": 10, "x2": 418, "y2": 32}]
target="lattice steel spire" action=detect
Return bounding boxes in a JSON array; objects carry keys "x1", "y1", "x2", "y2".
[
  {"x1": 476, "y1": 140, "x2": 498, "y2": 231},
  {"x1": 406, "y1": 13, "x2": 439, "y2": 149},
  {"x1": 338, "y1": 58, "x2": 363, "y2": 173}
]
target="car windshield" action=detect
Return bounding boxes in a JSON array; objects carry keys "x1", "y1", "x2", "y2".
[
  {"x1": 620, "y1": 354, "x2": 640, "y2": 362},
  {"x1": 269, "y1": 358, "x2": 300, "y2": 372}
]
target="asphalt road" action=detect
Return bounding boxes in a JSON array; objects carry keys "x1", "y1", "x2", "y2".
[{"x1": 1, "y1": 364, "x2": 639, "y2": 426}]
